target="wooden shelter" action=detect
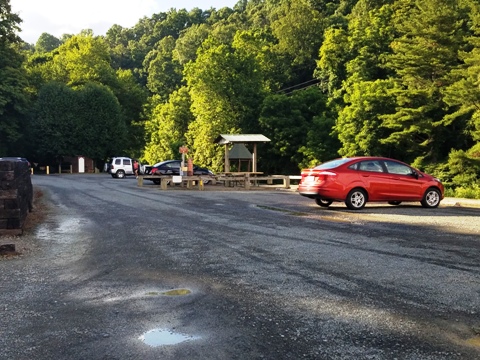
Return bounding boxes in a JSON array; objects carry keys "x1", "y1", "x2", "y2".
[
  {"x1": 214, "y1": 134, "x2": 271, "y2": 173},
  {"x1": 228, "y1": 143, "x2": 253, "y2": 172}
]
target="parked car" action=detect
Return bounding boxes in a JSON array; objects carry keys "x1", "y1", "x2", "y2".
[
  {"x1": 298, "y1": 156, "x2": 444, "y2": 210},
  {"x1": 0, "y1": 157, "x2": 31, "y2": 168},
  {"x1": 141, "y1": 163, "x2": 150, "y2": 175},
  {"x1": 146, "y1": 160, "x2": 214, "y2": 184},
  {"x1": 108, "y1": 157, "x2": 143, "y2": 178}
]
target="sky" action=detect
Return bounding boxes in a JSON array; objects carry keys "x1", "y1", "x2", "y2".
[{"x1": 10, "y1": 0, "x2": 239, "y2": 44}]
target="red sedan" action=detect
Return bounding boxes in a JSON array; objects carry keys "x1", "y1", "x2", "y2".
[{"x1": 298, "y1": 157, "x2": 444, "y2": 210}]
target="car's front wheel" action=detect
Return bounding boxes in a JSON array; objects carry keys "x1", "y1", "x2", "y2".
[
  {"x1": 421, "y1": 188, "x2": 441, "y2": 208},
  {"x1": 345, "y1": 188, "x2": 367, "y2": 210},
  {"x1": 315, "y1": 198, "x2": 333, "y2": 207}
]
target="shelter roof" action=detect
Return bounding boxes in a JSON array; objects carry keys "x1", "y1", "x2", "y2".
[
  {"x1": 214, "y1": 134, "x2": 271, "y2": 145},
  {"x1": 228, "y1": 144, "x2": 252, "y2": 159}
]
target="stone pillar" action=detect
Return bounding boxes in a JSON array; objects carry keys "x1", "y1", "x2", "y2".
[{"x1": 0, "y1": 160, "x2": 33, "y2": 234}]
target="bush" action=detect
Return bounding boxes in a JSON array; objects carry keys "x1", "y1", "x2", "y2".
[{"x1": 445, "y1": 184, "x2": 480, "y2": 199}]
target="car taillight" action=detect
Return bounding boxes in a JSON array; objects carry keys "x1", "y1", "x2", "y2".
[
  {"x1": 300, "y1": 170, "x2": 336, "y2": 184},
  {"x1": 316, "y1": 171, "x2": 336, "y2": 183}
]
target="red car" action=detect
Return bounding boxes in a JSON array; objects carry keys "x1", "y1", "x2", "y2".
[{"x1": 298, "y1": 157, "x2": 444, "y2": 210}]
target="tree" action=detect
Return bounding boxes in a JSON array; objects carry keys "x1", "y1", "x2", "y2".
[
  {"x1": 31, "y1": 82, "x2": 81, "y2": 161},
  {"x1": 259, "y1": 87, "x2": 338, "y2": 174},
  {"x1": 334, "y1": 1, "x2": 397, "y2": 157},
  {"x1": 173, "y1": 23, "x2": 211, "y2": 65},
  {"x1": 144, "y1": 36, "x2": 183, "y2": 100},
  {"x1": 183, "y1": 35, "x2": 265, "y2": 170},
  {"x1": 269, "y1": 0, "x2": 325, "y2": 68},
  {"x1": 381, "y1": 0, "x2": 471, "y2": 164},
  {"x1": 31, "y1": 82, "x2": 127, "y2": 163},
  {"x1": 0, "y1": 0, "x2": 21, "y2": 43},
  {"x1": 75, "y1": 83, "x2": 127, "y2": 160},
  {"x1": 443, "y1": 0, "x2": 480, "y2": 150},
  {"x1": 143, "y1": 87, "x2": 193, "y2": 164},
  {"x1": 41, "y1": 34, "x2": 117, "y2": 87},
  {"x1": 35, "y1": 33, "x2": 61, "y2": 52},
  {"x1": 0, "y1": 0, "x2": 29, "y2": 155}
]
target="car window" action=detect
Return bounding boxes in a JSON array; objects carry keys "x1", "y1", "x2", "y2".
[
  {"x1": 358, "y1": 161, "x2": 384, "y2": 173},
  {"x1": 123, "y1": 159, "x2": 131, "y2": 166},
  {"x1": 115, "y1": 159, "x2": 121, "y2": 165},
  {"x1": 384, "y1": 160, "x2": 413, "y2": 175},
  {"x1": 314, "y1": 158, "x2": 351, "y2": 170},
  {"x1": 167, "y1": 162, "x2": 180, "y2": 169}
]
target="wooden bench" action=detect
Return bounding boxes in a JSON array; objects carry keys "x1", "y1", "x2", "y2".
[
  {"x1": 137, "y1": 175, "x2": 214, "y2": 190},
  {"x1": 215, "y1": 174, "x2": 297, "y2": 189}
]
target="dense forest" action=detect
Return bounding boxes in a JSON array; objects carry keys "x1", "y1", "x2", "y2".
[{"x1": 1, "y1": 0, "x2": 480, "y2": 197}]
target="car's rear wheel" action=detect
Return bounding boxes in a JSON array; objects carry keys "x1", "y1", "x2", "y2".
[
  {"x1": 388, "y1": 201, "x2": 402, "y2": 206},
  {"x1": 116, "y1": 170, "x2": 125, "y2": 179},
  {"x1": 315, "y1": 198, "x2": 333, "y2": 207},
  {"x1": 345, "y1": 188, "x2": 367, "y2": 210},
  {"x1": 421, "y1": 188, "x2": 441, "y2": 208}
]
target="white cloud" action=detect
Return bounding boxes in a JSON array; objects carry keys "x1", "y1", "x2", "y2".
[{"x1": 11, "y1": 0, "x2": 237, "y2": 43}]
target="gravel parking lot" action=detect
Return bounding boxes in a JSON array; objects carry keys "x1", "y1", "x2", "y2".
[{"x1": 1, "y1": 175, "x2": 479, "y2": 359}]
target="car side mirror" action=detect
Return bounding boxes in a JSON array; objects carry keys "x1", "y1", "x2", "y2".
[{"x1": 411, "y1": 170, "x2": 419, "y2": 179}]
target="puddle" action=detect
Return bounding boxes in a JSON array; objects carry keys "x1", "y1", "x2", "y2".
[
  {"x1": 466, "y1": 336, "x2": 480, "y2": 347},
  {"x1": 161, "y1": 289, "x2": 191, "y2": 296},
  {"x1": 139, "y1": 329, "x2": 200, "y2": 347},
  {"x1": 145, "y1": 289, "x2": 191, "y2": 296}
]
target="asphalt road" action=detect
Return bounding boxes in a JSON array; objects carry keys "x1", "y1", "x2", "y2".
[{"x1": 1, "y1": 174, "x2": 480, "y2": 360}]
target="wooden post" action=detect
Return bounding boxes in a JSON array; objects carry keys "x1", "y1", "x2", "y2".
[
  {"x1": 244, "y1": 174, "x2": 251, "y2": 190},
  {"x1": 137, "y1": 176, "x2": 144, "y2": 187},
  {"x1": 252, "y1": 143, "x2": 257, "y2": 173},
  {"x1": 224, "y1": 144, "x2": 230, "y2": 172},
  {"x1": 161, "y1": 178, "x2": 168, "y2": 190}
]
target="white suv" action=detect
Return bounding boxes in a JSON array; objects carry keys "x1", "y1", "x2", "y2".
[{"x1": 108, "y1": 157, "x2": 135, "y2": 178}]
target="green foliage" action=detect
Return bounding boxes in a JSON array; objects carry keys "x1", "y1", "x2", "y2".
[
  {"x1": 43, "y1": 34, "x2": 117, "y2": 87},
  {"x1": 0, "y1": 0, "x2": 22, "y2": 43},
  {"x1": 259, "y1": 87, "x2": 338, "y2": 173},
  {"x1": 449, "y1": 184, "x2": 480, "y2": 199},
  {"x1": 144, "y1": 36, "x2": 183, "y2": 100},
  {"x1": 143, "y1": 87, "x2": 193, "y2": 164},
  {"x1": 183, "y1": 34, "x2": 265, "y2": 171},
  {"x1": 269, "y1": 0, "x2": 325, "y2": 67},
  {"x1": 381, "y1": 0, "x2": 471, "y2": 163},
  {"x1": 0, "y1": 0, "x2": 29, "y2": 155},
  {"x1": 31, "y1": 82, "x2": 127, "y2": 163},
  {"x1": 35, "y1": 33, "x2": 61, "y2": 52},
  {"x1": 173, "y1": 24, "x2": 211, "y2": 65}
]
